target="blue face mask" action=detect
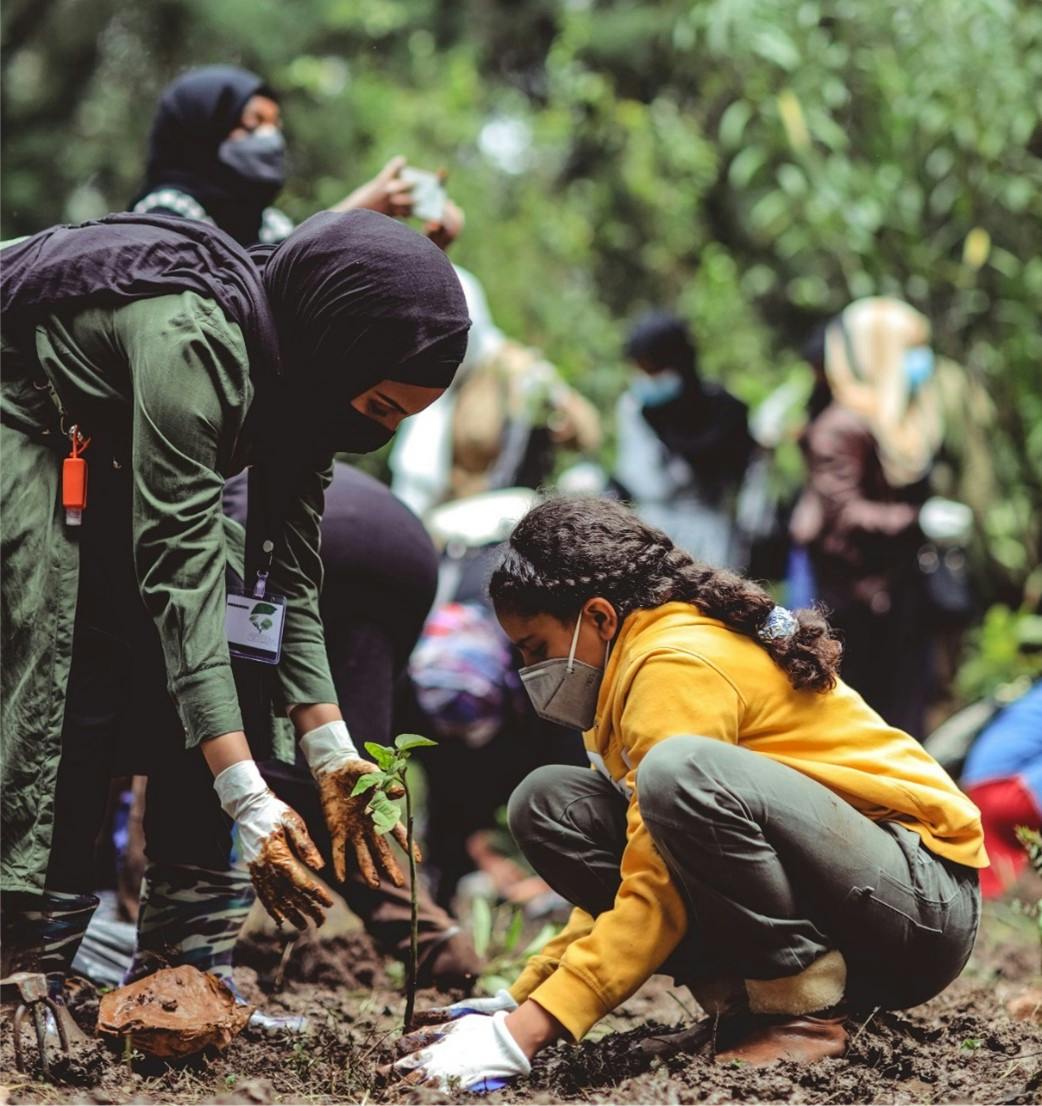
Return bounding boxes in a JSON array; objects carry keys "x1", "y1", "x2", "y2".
[
  {"x1": 904, "y1": 346, "x2": 935, "y2": 396},
  {"x1": 632, "y1": 369, "x2": 684, "y2": 408}
]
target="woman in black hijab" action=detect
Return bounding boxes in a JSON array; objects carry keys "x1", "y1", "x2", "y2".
[
  {"x1": 132, "y1": 65, "x2": 458, "y2": 248},
  {"x1": 0, "y1": 210, "x2": 469, "y2": 1006},
  {"x1": 125, "y1": 70, "x2": 475, "y2": 991}
]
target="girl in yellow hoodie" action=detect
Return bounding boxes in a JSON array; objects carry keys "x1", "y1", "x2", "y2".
[{"x1": 393, "y1": 497, "x2": 985, "y2": 1092}]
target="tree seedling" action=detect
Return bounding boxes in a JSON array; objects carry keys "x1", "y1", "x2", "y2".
[{"x1": 352, "y1": 733, "x2": 437, "y2": 1030}]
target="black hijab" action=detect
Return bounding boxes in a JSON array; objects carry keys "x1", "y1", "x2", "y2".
[
  {"x1": 0, "y1": 213, "x2": 279, "y2": 384},
  {"x1": 133, "y1": 66, "x2": 278, "y2": 246},
  {"x1": 245, "y1": 209, "x2": 470, "y2": 588},
  {"x1": 258, "y1": 208, "x2": 469, "y2": 398}
]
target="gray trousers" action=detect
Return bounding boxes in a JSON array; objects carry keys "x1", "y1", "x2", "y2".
[{"x1": 508, "y1": 735, "x2": 981, "y2": 1011}]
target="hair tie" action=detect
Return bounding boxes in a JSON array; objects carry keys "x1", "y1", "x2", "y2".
[{"x1": 758, "y1": 605, "x2": 799, "y2": 643}]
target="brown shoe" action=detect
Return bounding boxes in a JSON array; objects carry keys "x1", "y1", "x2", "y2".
[{"x1": 715, "y1": 1012, "x2": 848, "y2": 1066}]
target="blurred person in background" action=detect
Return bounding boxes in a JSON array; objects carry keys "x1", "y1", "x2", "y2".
[
  {"x1": 790, "y1": 298, "x2": 972, "y2": 739},
  {"x1": 132, "y1": 64, "x2": 463, "y2": 247},
  {"x1": 391, "y1": 268, "x2": 601, "y2": 519},
  {"x1": 613, "y1": 311, "x2": 755, "y2": 570},
  {"x1": 959, "y1": 680, "x2": 1042, "y2": 899}
]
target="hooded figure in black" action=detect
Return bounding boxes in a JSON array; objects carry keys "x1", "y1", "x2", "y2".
[
  {"x1": 0, "y1": 210, "x2": 469, "y2": 999},
  {"x1": 613, "y1": 311, "x2": 754, "y2": 569},
  {"x1": 132, "y1": 66, "x2": 286, "y2": 246},
  {"x1": 623, "y1": 311, "x2": 753, "y2": 500}
]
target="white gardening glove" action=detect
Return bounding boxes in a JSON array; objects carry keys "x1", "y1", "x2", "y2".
[
  {"x1": 392, "y1": 1011, "x2": 531, "y2": 1093},
  {"x1": 298, "y1": 719, "x2": 359, "y2": 774},
  {"x1": 213, "y1": 760, "x2": 332, "y2": 928},
  {"x1": 299, "y1": 721, "x2": 415, "y2": 888},
  {"x1": 411, "y1": 989, "x2": 518, "y2": 1027}
]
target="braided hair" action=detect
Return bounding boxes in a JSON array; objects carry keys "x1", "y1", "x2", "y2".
[{"x1": 489, "y1": 497, "x2": 842, "y2": 693}]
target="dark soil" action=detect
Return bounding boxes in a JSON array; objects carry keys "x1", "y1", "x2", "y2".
[{"x1": 2, "y1": 900, "x2": 1039, "y2": 1104}]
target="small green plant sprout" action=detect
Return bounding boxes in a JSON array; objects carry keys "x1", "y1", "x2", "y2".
[
  {"x1": 960, "y1": 1037, "x2": 983, "y2": 1051},
  {"x1": 469, "y1": 897, "x2": 559, "y2": 996},
  {"x1": 352, "y1": 732, "x2": 437, "y2": 1030}
]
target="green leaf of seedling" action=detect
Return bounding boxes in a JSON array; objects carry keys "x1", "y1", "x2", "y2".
[
  {"x1": 503, "y1": 907, "x2": 524, "y2": 954},
  {"x1": 350, "y1": 772, "x2": 384, "y2": 798},
  {"x1": 364, "y1": 742, "x2": 397, "y2": 771},
  {"x1": 395, "y1": 733, "x2": 438, "y2": 751},
  {"x1": 521, "y1": 922, "x2": 559, "y2": 958},
  {"x1": 367, "y1": 793, "x2": 401, "y2": 835},
  {"x1": 471, "y1": 897, "x2": 493, "y2": 959},
  {"x1": 961, "y1": 1037, "x2": 983, "y2": 1051}
]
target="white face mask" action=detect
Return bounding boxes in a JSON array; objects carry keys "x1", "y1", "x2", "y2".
[{"x1": 518, "y1": 614, "x2": 610, "y2": 732}]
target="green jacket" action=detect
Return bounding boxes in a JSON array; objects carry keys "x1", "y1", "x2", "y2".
[{"x1": 0, "y1": 291, "x2": 336, "y2": 894}]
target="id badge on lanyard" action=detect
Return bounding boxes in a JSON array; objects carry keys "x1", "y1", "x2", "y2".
[{"x1": 226, "y1": 539, "x2": 286, "y2": 665}]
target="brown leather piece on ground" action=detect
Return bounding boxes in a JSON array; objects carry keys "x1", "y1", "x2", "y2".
[{"x1": 97, "y1": 965, "x2": 252, "y2": 1058}]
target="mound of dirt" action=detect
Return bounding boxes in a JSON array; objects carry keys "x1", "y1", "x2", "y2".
[{"x1": 235, "y1": 926, "x2": 389, "y2": 994}]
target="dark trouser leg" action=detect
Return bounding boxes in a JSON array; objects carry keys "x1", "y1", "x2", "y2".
[
  {"x1": 507, "y1": 764, "x2": 630, "y2": 919},
  {"x1": 638, "y1": 736, "x2": 980, "y2": 1010},
  {"x1": 43, "y1": 627, "x2": 128, "y2": 894}
]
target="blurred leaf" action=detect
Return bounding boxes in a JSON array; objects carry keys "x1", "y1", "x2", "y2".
[
  {"x1": 394, "y1": 733, "x2": 438, "y2": 751},
  {"x1": 471, "y1": 897, "x2": 493, "y2": 959}
]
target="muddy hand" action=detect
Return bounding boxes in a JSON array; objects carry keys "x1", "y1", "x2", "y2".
[
  {"x1": 316, "y1": 758, "x2": 421, "y2": 888},
  {"x1": 249, "y1": 812, "x2": 334, "y2": 928},
  {"x1": 300, "y1": 721, "x2": 421, "y2": 889},
  {"x1": 213, "y1": 760, "x2": 332, "y2": 929}
]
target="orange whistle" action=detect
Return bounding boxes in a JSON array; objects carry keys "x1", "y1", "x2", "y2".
[{"x1": 62, "y1": 455, "x2": 88, "y2": 526}]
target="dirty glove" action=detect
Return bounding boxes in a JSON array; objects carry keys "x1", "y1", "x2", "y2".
[
  {"x1": 411, "y1": 989, "x2": 518, "y2": 1027},
  {"x1": 213, "y1": 760, "x2": 332, "y2": 929},
  {"x1": 392, "y1": 1011, "x2": 530, "y2": 1093},
  {"x1": 300, "y1": 721, "x2": 419, "y2": 890}
]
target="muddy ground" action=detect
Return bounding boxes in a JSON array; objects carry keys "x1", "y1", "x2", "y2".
[{"x1": 2, "y1": 896, "x2": 1040, "y2": 1105}]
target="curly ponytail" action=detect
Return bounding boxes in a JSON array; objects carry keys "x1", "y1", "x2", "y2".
[{"x1": 489, "y1": 497, "x2": 842, "y2": 693}]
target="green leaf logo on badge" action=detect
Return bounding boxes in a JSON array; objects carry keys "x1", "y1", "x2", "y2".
[{"x1": 250, "y1": 601, "x2": 277, "y2": 634}]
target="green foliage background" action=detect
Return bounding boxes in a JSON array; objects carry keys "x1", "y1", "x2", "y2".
[{"x1": 3, "y1": 0, "x2": 1041, "y2": 687}]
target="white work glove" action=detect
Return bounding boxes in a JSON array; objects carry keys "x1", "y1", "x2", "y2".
[
  {"x1": 919, "y1": 497, "x2": 973, "y2": 545},
  {"x1": 213, "y1": 760, "x2": 332, "y2": 928},
  {"x1": 411, "y1": 989, "x2": 518, "y2": 1027},
  {"x1": 299, "y1": 719, "x2": 359, "y2": 774},
  {"x1": 299, "y1": 721, "x2": 415, "y2": 888},
  {"x1": 392, "y1": 1011, "x2": 531, "y2": 1092}
]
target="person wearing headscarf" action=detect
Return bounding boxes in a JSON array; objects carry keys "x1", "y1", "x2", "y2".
[
  {"x1": 0, "y1": 211, "x2": 469, "y2": 1019},
  {"x1": 613, "y1": 311, "x2": 755, "y2": 570},
  {"x1": 120, "y1": 70, "x2": 477, "y2": 998},
  {"x1": 131, "y1": 64, "x2": 462, "y2": 248},
  {"x1": 790, "y1": 297, "x2": 947, "y2": 738}
]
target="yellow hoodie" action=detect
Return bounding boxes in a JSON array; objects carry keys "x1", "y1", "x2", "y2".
[{"x1": 510, "y1": 602, "x2": 986, "y2": 1041}]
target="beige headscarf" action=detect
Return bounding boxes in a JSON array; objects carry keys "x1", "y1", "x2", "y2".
[{"x1": 825, "y1": 297, "x2": 944, "y2": 487}]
